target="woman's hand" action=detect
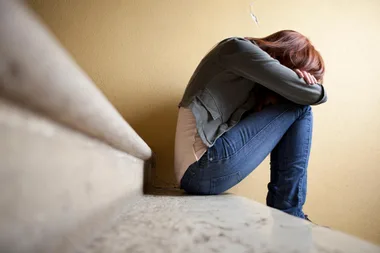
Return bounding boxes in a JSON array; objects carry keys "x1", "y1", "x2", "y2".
[
  {"x1": 253, "y1": 85, "x2": 284, "y2": 112},
  {"x1": 295, "y1": 69, "x2": 318, "y2": 85},
  {"x1": 254, "y1": 94, "x2": 280, "y2": 112}
]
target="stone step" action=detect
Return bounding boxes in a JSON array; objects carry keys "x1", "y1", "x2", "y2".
[
  {"x1": 0, "y1": 98, "x2": 146, "y2": 253},
  {"x1": 81, "y1": 194, "x2": 380, "y2": 253}
]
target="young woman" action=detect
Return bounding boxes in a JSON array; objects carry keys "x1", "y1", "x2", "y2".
[{"x1": 174, "y1": 30, "x2": 326, "y2": 219}]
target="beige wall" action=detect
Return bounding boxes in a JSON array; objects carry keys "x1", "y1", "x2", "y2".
[{"x1": 28, "y1": 0, "x2": 380, "y2": 244}]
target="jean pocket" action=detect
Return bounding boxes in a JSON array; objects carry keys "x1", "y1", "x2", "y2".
[
  {"x1": 210, "y1": 171, "x2": 241, "y2": 195},
  {"x1": 207, "y1": 145, "x2": 224, "y2": 163}
]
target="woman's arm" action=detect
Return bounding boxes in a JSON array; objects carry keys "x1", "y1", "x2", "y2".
[{"x1": 217, "y1": 38, "x2": 327, "y2": 105}]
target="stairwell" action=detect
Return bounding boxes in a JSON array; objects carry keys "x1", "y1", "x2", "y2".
[{"x1": 0, "y1": 1, "x2": 379, "y2": 253}]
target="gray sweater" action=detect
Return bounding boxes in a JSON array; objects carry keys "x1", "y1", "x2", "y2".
[{"x1": 179, "y1": 37, "x2": 327, "y2": 147}]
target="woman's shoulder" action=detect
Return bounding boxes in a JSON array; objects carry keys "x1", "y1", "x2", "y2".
[
  {"x1": 218, "y1": 37, "x2": 248, "y2": 45},
  {"x1": 216, "y1": 37, "x2": 258, "y2": 55}
]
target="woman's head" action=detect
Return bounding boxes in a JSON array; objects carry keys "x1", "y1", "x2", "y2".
[{"x1": 246, "y1": 30, "x2": 325, "y2": 83}]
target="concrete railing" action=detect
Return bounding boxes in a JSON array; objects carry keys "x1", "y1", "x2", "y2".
[
  {"x1": 0, "y1": 0, "x2": 152, "y2": 161},
  {"x1": 0, "y1": 1, "x2": 153, "y2": 252},
  {"x1": 0, "y1": 98, "x2": 145, "y2": 253}
]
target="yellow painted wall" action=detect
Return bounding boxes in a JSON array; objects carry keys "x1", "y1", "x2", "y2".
[{"x1": 29, "y1": 0, "x2": 380, "y2": 244}]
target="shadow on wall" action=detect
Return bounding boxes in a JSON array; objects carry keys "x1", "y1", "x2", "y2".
[{"x1": 120, "y1": 98, "x2": 179, "y2": 189}]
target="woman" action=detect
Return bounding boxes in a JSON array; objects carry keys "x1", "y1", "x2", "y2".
[{"x1": 174, "y1": 30, "x2": 326, "y2": 219}]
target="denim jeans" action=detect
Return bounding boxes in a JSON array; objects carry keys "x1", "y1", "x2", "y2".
[{"x1": 180, "y1": 103, "x2": 313, "y2": 218}]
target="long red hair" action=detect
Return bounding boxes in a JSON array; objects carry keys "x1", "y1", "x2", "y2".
[{"x1": 246, "y1": 30, "x2": 325, "y2": 83}]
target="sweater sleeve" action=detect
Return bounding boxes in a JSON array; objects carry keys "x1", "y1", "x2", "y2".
[{"x1": 217, "y1": 38, "x2": 327, "y2": 105}]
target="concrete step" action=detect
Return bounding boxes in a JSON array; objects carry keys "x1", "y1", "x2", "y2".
[
  {"x1": 0, "y1": 98, "x2": 146, "y2": 253},
  {"x1": 0, "y1": 2, "x2": 154, "y2": 252},
  {"x1": 80, "y1": 194, "x2": 380, "y2": 253}
]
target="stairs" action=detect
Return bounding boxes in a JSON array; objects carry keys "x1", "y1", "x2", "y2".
[
  {"x1": 0, "y1": 1, "x2": 379, "y2": 253},
  {"x1": 80, "y1": 194, "x2": 380, "y2": 253},
  {"x1": 0, "y1": 1, "x2": 151, "y2": 252},
  {"x1": 0, "y1": 98, "x2": 146, "y2": 253}
]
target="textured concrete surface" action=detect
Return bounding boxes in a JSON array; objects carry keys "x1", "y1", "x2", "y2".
[
  {"x1": 0, "y1": 98, "x2": 145, "y2": 253},
  {"x1": 24, "y1": 0, "x2": 380, "y2": 244},
  {"x1": 81, "y1": 194, "x2": 380, "y2": 253},
  {"x1": 0, "y1": 0, "x2": 152, "y2": 160}
]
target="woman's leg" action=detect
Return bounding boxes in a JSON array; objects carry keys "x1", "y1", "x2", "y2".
[
  {"x1": 267, "y1": 106, "x2": 313, "y2": 218},
  {"x1": 181, "y1": 103, "x2": 313, "y2": 207}
]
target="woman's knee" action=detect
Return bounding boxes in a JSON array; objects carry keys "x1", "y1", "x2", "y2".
[
  {"x1": 289, "y1": 104, "x2": 312, "y2": 119},
  {"x1": 288, "y1": 103, "x2": 311, "y2": 111},
  {"x1": 299, "y1": 105, "x2": 313, "y2": 119},
  {"x1": 302, "y1": 105, "x2": 312, "y2": 113}
]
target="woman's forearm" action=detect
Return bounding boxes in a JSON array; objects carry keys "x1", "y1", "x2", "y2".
[{"x1": 218, "y1": 38, "x2": 327, "y2": 105}]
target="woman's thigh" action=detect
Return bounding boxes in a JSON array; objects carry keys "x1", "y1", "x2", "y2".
[{"x1": 181, "y1": 103, "x2": 311, "y2": 195}]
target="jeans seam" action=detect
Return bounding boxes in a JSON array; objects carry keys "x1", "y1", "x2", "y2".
[
  {"x1": 210, "y1": 171, "x2": 241, "y2": 195},
  {"x1": 210, "y1": 107, "x2": 293, "y2": 163},
  {"x1": 296, "y1": 114, "x2": 312, "y2": 210}
]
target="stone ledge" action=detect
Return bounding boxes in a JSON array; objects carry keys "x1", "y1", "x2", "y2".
[
  {"x1": 0, "y1": 98, "x2": 145, "y2": 253},
  {"x1": 0, "y1": 0, "x2": 152, "y2": 161},
  {"x1": 81, "y1": 194, "x2": 380, "y2": 253}
]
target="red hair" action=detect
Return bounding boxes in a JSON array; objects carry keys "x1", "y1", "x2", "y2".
[{"x1": 246, "y1": 30, "x2": 325, "y2": 83}]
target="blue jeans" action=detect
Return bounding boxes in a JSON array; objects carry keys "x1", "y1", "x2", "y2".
[{"x1": 180, "y1": 103, "x2": 313, "y2": 218}]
